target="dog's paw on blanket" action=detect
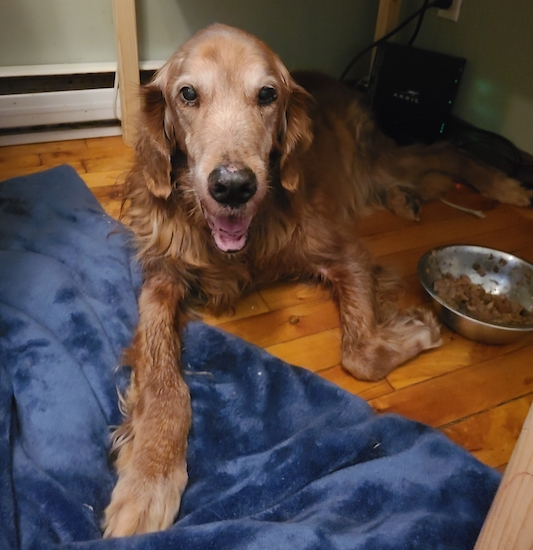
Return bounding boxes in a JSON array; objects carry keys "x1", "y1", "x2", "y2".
[{"x1": 0, "y1": 166, "x2": 500, "y2": 549}]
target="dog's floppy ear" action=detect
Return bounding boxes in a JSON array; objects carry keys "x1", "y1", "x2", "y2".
[
  {"x1": 278, "y1": 71, "x2": 313, "y2": 193},
  {"x1": 134, "y1": 74, "x2": 177, "y2": 200}
]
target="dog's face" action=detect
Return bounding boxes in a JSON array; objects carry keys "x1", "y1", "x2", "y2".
[{"x1": 137, "y1": 24, "x2": 312, "y2": 253}]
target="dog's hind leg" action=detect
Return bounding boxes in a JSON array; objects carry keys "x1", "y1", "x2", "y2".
[
  {"x1": 450, "y1": 151, "x2": 533, "y2": 206},
  {"x1": 370, "y1": 142, "x2": 533, "y2": 219},
  {"x1": 407, "y1": 144, "x2": 531, "y2": 208}
]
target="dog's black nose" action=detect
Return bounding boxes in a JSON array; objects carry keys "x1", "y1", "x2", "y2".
[{"x1": 208, "y1": 166, "x2": 257, "y2": 207}]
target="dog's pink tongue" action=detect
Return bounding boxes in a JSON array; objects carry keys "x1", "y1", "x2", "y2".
[{"x1": 208, "y1": 215, "x2": 250, "y2": 252}]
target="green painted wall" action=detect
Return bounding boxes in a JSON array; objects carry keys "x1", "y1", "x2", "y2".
[
  {"x1": 0, "y1": 0, "x2": 115, "y2": 66},
  {"x1": 2, "y1": 0, "x2": 528, "y2": 152},
  {"x1": 0, "y1": 0, "x2": 377, "y2": 77},
  {"x1": 400, "y1": 0, "x2": 533, "y2": 153}
]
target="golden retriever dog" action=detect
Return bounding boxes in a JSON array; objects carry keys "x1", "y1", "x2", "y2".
[{"x1": 103, "y1": 24, "x2": 532, "y2": 536}]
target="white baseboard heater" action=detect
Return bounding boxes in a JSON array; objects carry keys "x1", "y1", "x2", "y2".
[{"x1": 0, "y1": 61, "x2": 163, "y2": 146}]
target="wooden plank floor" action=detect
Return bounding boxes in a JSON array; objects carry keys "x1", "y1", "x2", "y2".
[{"x1": 2, "y1": 135, "x2": 532, "y2": 473}]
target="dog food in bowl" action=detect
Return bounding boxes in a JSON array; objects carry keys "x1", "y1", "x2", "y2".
[
  {"x1": 433, "y1": 272, "x2": 533, "y2": 326},
  {"x1": 418, "y1": 245, "x2": 533, "y2": 344}
]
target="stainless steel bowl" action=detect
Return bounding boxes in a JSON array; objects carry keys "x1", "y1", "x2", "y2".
[{"x1": 418, "y1": 245, "x2": 533, "y2": 344}]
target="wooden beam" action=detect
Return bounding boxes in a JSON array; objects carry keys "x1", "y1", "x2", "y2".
[
  {"x1": 374, "y1": 0, "x2": 403, "y2": 41},
  {"x1": 372, "y1": 0, "x2": 402, "y2": 70},
  {"x1": 112, "y1": 0, "x2": 141, "y2": 147},
  {"x1": 474, "y1": 401, "x2": 533, "y2": 549}
]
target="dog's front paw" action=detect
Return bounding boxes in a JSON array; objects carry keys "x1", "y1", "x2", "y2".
[
  {"x1": 103, "y1": 462, "x2": 188, "y2": 537},
  {"x1": 341, "y1": 306, "x2": 442, "y2": 381}
]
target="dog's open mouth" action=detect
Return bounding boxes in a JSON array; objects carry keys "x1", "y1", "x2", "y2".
[{"x1": 205, "y1": 212, "x2": 251, "y2": 252}]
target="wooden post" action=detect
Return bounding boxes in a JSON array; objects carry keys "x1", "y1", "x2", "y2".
[
  {"x1": 474, "y1": 402, "x2": 533, "y2": 549},
  {"x1": 371, "y1": 0, "x2": 402, "y2": 70},
  {"x1": 112, "y1": 0, "x2": 141, "y2": 147},
  {"x1": 374, "y1": 0, "x2": 403, "y2": 41}
]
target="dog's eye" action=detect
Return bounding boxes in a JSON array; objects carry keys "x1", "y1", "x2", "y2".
[
  {"x1": 258, "y1": 86, "x2": 277, "y2": 106},
  {"x1": 180, "y1": 86, "x2": 197, "y2": 104}
]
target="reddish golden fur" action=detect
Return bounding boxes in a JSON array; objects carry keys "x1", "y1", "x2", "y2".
[{"x1": 103, "y1": 24, "x2": 532, "y2": 537}]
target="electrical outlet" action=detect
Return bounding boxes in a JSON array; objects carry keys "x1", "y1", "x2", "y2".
[{"x1": 438, "y1": 0, "x2": 463, "y2": 22}]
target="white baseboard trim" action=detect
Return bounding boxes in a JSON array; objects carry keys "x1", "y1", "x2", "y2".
[
  {"x1": 0, "y1": 124, "x2": 122, "y2": 146},
  {"x1": 0, "y1": 60, "x2": 165, "y2": 78},
  {"x1": 0, "y1": 60, "x2": 165, "y2": 145},
  {"x1": 0, "y1": 88, "x2": 120, "y2": 129}
]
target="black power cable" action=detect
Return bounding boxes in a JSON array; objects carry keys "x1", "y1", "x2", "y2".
[
  {"x1": 339, "y1": 0, "x2": 453, "y2": 82},
  {"x1": 408, "y1": 0, "x2": 432, "y2": 45}
]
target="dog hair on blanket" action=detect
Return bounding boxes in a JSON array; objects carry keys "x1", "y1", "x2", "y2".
[{"x1": 103, "y1": 24, "x2": 532, "y2": 537}]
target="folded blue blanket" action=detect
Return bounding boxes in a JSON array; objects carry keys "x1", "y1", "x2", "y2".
[{"x1": 0, "y1": 166, "x2": 500, "y2": 549}]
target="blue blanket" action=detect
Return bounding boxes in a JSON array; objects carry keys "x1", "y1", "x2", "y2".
[{"x1": 0, "y1": 166, "x2": 500, "y2": 550}]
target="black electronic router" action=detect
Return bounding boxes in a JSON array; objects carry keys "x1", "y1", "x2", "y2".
[{"x1": 368, "y1": 42, "x2": 466, "y2": 145}]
